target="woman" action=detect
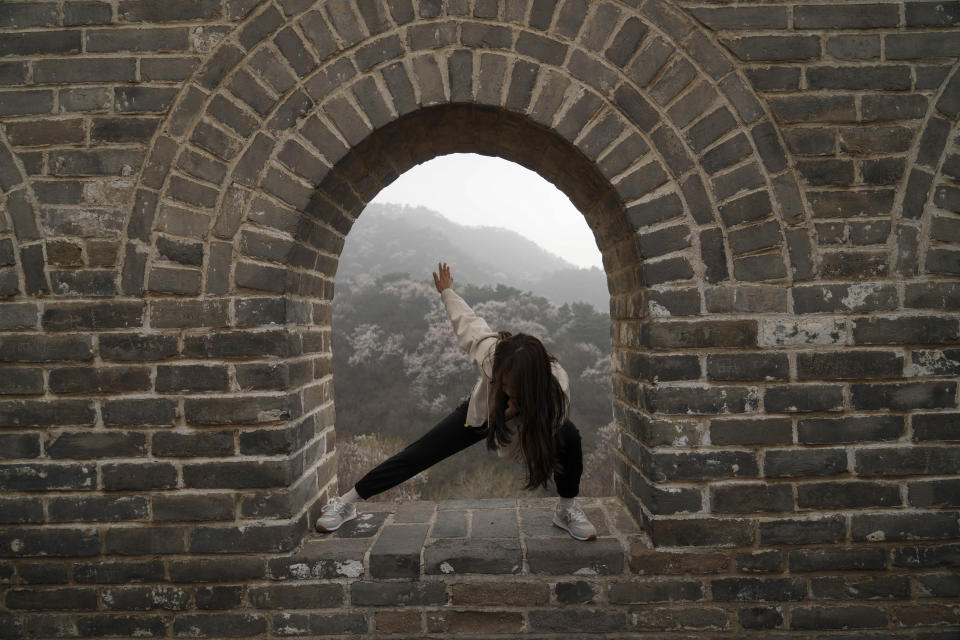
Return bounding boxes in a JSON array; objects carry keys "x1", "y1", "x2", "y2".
[{"x1": 316, "y1": 263, "x2": 597, "y2": 541}]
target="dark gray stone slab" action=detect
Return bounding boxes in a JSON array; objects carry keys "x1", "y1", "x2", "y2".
[
  {"x1": 526, "y1": 538, "x2": 625, "y2": 575},
  {"x1": 437, "y1": 498, "x2": 517, "y2": 510},
  {"x1": 471, "y1": 509, "x2": 519, "y2": 538},
  {"x1": 393, "y1": 501, "x2": 436, "y2": 523},
  {"x1": 432, "y1": 510, "x2": 468, "y2": 538},
  {"x1": 423, "y1": 538, "x2": 522, "y2": 575},
  {"x1": 369, "y1": 524, "x2": 429, "y2": 579}
]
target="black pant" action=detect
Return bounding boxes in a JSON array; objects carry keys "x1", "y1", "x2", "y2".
[{"x1": 354, "y1": 400, "x2": 584, "y2": 499}]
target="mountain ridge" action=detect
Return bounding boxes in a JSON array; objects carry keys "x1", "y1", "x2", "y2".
[{"x1": 338, "y1": 202, "x2": 609, "y2": 310}]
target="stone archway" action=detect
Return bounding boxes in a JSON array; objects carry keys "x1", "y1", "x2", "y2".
[{"x1": 106, "y1": 0, "x2": 819, "y2": 535}]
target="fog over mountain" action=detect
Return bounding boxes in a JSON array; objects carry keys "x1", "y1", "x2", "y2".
[{"x1": 338, "y1": 203, "x2": 609, "y2": 310}]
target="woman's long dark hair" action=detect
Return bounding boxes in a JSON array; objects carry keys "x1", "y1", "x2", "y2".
[{"x1": 486, "y1": 332, "x2": 569, "y2": 490}]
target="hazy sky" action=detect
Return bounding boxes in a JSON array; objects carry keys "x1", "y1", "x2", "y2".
[{"x1": 370, "y1": 153, "x2": 604, "y2": 269}]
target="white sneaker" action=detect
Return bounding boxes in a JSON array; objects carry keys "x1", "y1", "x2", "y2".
[
  {"x1": 553, "y1": 501, "x2": 597, "y2": 541},
  {"x1": 315, "y1": 497, "x2": 357, "y2": 533}
]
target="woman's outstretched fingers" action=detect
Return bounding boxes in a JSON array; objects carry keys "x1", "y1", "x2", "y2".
[{"x1": 433, "y1": 262, "x2": 453, "y2": 292}]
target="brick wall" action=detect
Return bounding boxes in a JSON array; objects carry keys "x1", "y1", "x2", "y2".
[{"x1": 1, "y1": 0, "x2": 958, "y2": 636}]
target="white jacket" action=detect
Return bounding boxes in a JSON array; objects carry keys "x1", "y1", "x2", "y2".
[{"x1": 440, "y1": 289, "x2": 570, "y2": 444}]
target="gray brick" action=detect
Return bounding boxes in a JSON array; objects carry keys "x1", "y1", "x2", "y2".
[
  {"x1": 707, "y1": 353, "x2": 789, "y2": 381},
  {"x1": 102, "y1": 398, "x2": 177, "y2": 427},
  {"x1": 516, "y1": 30, "x2": 565, "y2": 65},
  {"x1": 727, "y1": 220, "x2": 782, "y2": 255},
  {"x1": 701, "y1": 133, "x2": 752, "y2": 175},
  {"x1": 49, "y1": 366, "x2": 151, "y2": 395},
  {"x1": 710, "y1": 418, "x2": 792, "y2": 446},
  {"x1": 153, "y1": 431, "x2": 234, "y2": 458},
  {"x1": 712, "y1": 484, "x2": 793, "y2": 513},
  {"x1": 0, "y1": 461, "x2": 96, "y2": 490},
  {"x1": 886, "y1": 32, "x2": 960, "y2": 58},
  {"x1": 42, "y1": 302, "x2": 144, "y2": 332},
  {"x1": 91, "y1": 116, "x2": 160, "y2": 143},
  {"x1": 355, "y1": 33, "x2": 404, "y2": 72},
  {"x1": 351, "y1": 581, "x2": 447, "y2": 606},
  {"x1": 827, "y1": 34, "x2": 881, "y2": 59},
  {"x1": 759, "y1": 515, "x2": 846, "y2": 546},
  {"x1": 50, "y1": 149, "x2": 144, "y2": 176},
  {"x1": 147, "y1": 266, "x2": 202, "y2": 295},
  {"x1": 722, "y1": 35, "x2": 820, "y2": 62},
  {"x1": 0, "y1": 433, "x2": 40, "y2": 459},
  {"x1": 649, "y1": 58, "x2": 696, "y2": 107},
  {"x1": 798, "y1": 481, "x2": 901, "y2": 509},
  {"x1": 197, "y1": 43, "x2": 245, "y2": 90},
  {"x1": 0, "y1": 30, "x2": 81, "y2": 56},
  {"x1": 614, "y1": 83, "x2": 659, "y2": 132},
  {"x1": 35, "y1": 58, "x2": 136, "y2": 84},
  {"x1": 87, "y1": 27, "x2": 190, "y2": 53},
  {"x1": 796, "y1": 3, "x2": 900, "y2": 28}
]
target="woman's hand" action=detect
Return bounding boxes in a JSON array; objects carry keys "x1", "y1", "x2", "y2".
[{"x1": 433, "y1": 262, "x2": 453, "y2": 293}]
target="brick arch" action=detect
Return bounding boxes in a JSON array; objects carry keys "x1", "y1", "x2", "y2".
[
  {"x1": 894, "y1": 59, "x2": 960, "y2": 279},
  {"x1": 107, "y1": 0, "x2": 831, "y2": 531},
  {"x1": 118, "y1": 0, "x2": 817, "y2": 299}
]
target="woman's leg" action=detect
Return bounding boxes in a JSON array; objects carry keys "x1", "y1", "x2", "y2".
[
  {"x1": 554, "y1": 419, "x2": 584, "y2": 499},
  {"x1": 354, "y1": 400, "x2": 487, "y2": 499}
]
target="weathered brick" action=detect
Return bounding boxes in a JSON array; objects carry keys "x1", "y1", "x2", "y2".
[
  {"x1": 710, "y1": 418, "x2": 792, "y2": 446},
  {"x1": 249, "y1": 583, "x2": 342, "y2": 609},
  {"x1": 608, "y1": 578, "x2": 702, "y2": 603},
  {"x1": 650, "y1": 449, "x2": 758, "y2": 481},
  {"x1": 765, "y1": 448, "x2": 848, "y2": 477},
  {"x1": 6, "y1": 587, "x2": 99, "y2": 610},
  {"x1": 351, "y1": 581, "x2": 447, "y2": 606},
  {"x1": 852, "y1": 512, "x2": 960, "y2": 542},
  {"x1": 712, "y1": 577, "x2": 807, "y2": 602},
  {"x1": 856, "y1": 446, "x2": 960, "y2": 476},
  {"x1": 46, "y1": 432, "x2": 147, "y2": 459},
  {"x1": 886, "y1": 32, "x2": 960, "y2": 59},
  {"x1": 153, "y1": 431, "x2": 235, "y2": 458},
  {"x1": 172, "y1": 613, "x2": 268, "y2": 637},
  {"x1": 0, "y1": 367, "x2": 43, "y2": 395},
  {"x1": 722, "y1": 35, "x2": 820, "y2": 62},
  {"x1": 799, "y1": 415, "x2": 903, "y2": 444},
  {"x1": 798, "y1": 481, "x2": 901, "y2": 509},
  {"x1": 529, "y1": 609, "x2": 626, "y2": 633},
  {"x1": 760, "y1": 515, "x2": 847, "y2": 545},
  {"x1": 0, "y1": 433, "x2": 41, "y2": 459},
  {"x1": 765, "y1": 385, "x2": 844, "y2": 413},
  {"x1": 102, "y1": 398, "x2": 177, "y2": 427},
  {"x1": 150, "y1": 299, "x2": 230, "y2": 329},
  {"x1": 797, "y1": 351, "x2": 903, "y2": 381},
  {"x1": 711, "y1": 483, "x2": 793, "y2": 513},
  {"x1": 101, "y1": 463, "x2": 177, "y2": 491},
  {"x1": 156, "y1": 364, "x2": 230, "y2": 392},
  {"x1": 852, "y1": 381, "x2": 957, "y2": 410},
  {"x1": 736, "y1": 550, "x2": 781, "y2": 573},
  {"x1": 0, "y1": 527, "x2": 99, "y2": 557},
  {"x1": 912, "y1": 413, "x2": 960, "y2": 441},
  {"x1": 908, "y1": 478, "x2": 960, "y2": 508},
  {"x1": 707, "y1": 354, "x2": 789, "y2": 381},
  {"x1": 790, "y1": 547, "x2": 887, "y2": 573},
  {"x1": 0, "y1": 398, "x2": 97, "y2": 428}
]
